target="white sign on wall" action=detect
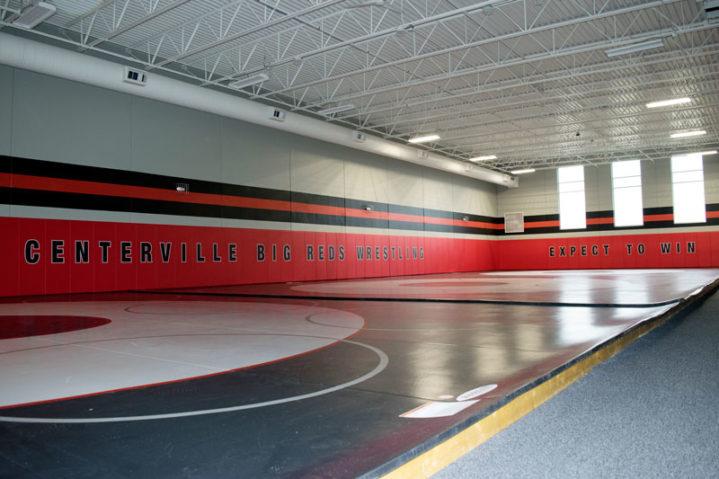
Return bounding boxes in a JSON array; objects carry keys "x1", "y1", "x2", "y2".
[{"x1": 504, "y1": 212, "x2": 525, "y2": 233}]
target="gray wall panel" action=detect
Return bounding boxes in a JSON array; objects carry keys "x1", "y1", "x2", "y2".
[
  {"x1": 703, "y1": 156, "x2": 719, "y2": 203},
  {"x1": 3, "y1": 66, "x2": 499, "y2": 222},
  {"x1": 585, "y1": 164, "x2": 612, "y2": 212},
  {"x1": 131, "y1": 97, "x2": 222, "y2": 181},
  {"x1": 12, "y1": 69, "x2": 132, "y2": 169},
  {"x1": 452, "y1": 174, "x2": 497, "y2": 216},
  {"x1": 423, "y1": 172, "x2": 455, "y2": 212},
  {"x1": 0, "y1": 65, "x2": 12, "y2": 217},
  {"x1": 344, "y1": 155, "x2": 390, "y2": 204},
  {"x1": 498, "y1": 169, "x2": 558, "y2": 216},
  {"x1": 291, "y1": 153, "x2": 345, "y2": 198},
  {"x1": 641, "y1": 158, "x2": 673, "y2": 208},
  {"x1": 291, "y1": 140, "x2": 346, "y2": 198},
  {"x1": 0, "y1": 65, "x2": 12, "y2": 156},
  {"x1": 385, "y1": 161, "x2": 425, "y2": 208},
  {"x1": 220, "y1": 118, "x2": 291, "y2": 190}
]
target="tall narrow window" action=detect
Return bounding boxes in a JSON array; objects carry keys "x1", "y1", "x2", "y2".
[
  {"x1": 558, "y1": 165, "x2": 586, "y2": 230},
  {"x1": 671, "y1": 153, "x2": 706, "y2": 224},
  {"x1": 612, "y1": 160, "x2": 643, "y2": 227}
]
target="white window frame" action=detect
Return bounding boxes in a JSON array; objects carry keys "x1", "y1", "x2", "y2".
[
  {"x1": 611, "y1": 160, "x2": 644, "y2": 227},
  {"x1": 557, "y1": 165, "x2": 586, "y2": 230},
  {"x1": 671, "y1": 153, "x2": 706, "y2": 224}
]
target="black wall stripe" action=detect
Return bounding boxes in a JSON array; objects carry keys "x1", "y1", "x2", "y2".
[
  {"x1": 2, "y1": 155, "x2": 492, "y2": 223},
  {"x1": 507, "y1": 219, "x2": 719, "y2": 236},
  {"x1": 5, "y1": 187, "x2": 500, "y2": 235}
]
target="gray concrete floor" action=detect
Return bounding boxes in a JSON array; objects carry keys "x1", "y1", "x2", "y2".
[{"x1": 436, "y1": 293, "x2": 719, "y2": 479}]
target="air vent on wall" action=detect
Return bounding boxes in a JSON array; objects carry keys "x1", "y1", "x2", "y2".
[
  {"x1": 123, "y1": 67, "x2": 147, "y2": 86},
  {"x1": 270, "y1": 108, "x2": 286, "y2": 122}
]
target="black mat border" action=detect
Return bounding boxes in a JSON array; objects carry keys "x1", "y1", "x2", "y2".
[{"x1": 358, "y1": 277, "x2": 719, "y2": 478}]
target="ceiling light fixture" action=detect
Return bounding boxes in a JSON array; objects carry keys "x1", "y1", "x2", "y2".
[
  {"x1": 605, "y1": 38, "x2": 665, "y2": 58},
  {"x1": 696, "y1": 150, "x2": 718, "y2": 156},
  {"x1": 9, "y1": 1, "x2": 56, "y2": 29},
  {"x1": 317, "y1": 104, "x2": 356, "y2": 115},
  {"x1": 670, "y1": 130, "x2": 707, "y2": 139},
  {"x1": 511, "y1": 168, "x2": 536, "y2": 175},
  {"x1": 646, "y1": 97, "x2": 691, "y2": 109},
  {"x1": 469, "y1": 155, "x2": 497, "y2": 162},
  {"x1": 408, "y1": 134, "x2": 440, "y2": 144},
  {"x1": 229, "y1": 73, "x2": 269, "y2": 89}
]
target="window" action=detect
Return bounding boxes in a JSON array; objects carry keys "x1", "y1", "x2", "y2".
[
  {"x1": 611, "y1": 160, "x2": 643, "y2": 227},
  {"x1": 671, "y1": 153, "x2": 706, "y2": 224},
  {"x1": 558, "y1": 165, "x2": 586, "y2": 230}
]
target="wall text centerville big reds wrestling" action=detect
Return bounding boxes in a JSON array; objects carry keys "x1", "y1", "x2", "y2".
[{"x1": 22, "y1": 239, "x2": 426, "y2": 265}]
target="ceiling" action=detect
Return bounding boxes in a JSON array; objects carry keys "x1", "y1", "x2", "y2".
[{"x1": 2, "y1": 0, "x2": 718, "y2": 174}]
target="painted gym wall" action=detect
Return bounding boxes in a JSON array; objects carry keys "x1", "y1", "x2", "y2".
[
  {"x1": 495, "y1": 158, "x2": 719, "y2": 269},
  {"x1": 0, "y1": 65, "x2": 499, "y2": 297}
]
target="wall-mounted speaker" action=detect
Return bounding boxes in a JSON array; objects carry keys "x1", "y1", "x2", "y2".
[
  {"x1": 270, "y1": 108, "x2": 286, "y2": 122},
  {"x1": 123, "y1": 67, "x2": 147, "y2": 86}
]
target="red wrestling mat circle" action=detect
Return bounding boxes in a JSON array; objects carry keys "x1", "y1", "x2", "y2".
[
  {"x1": 0, "y1": 315, "x2": 111, "y2": 339},
  {"x1": 401, "y1": 281, "x2": 508, "y2": 288}
]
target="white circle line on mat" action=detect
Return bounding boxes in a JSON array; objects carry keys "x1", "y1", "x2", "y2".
[{"x1": 0, "y1": 337, "x2": 388, "y2": 424}]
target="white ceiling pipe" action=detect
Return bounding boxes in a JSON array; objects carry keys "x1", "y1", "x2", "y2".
[{"x1": 0, "y1": 32, "x2": 517, "y2": 187}]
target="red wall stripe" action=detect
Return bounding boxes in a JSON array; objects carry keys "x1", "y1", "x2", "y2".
[
  {"x1": 644, "y1": 214, "x2": 674, "y2": 222},
  {"x1": 587, "y1": 217, "x2": 614, "y2": 225},
  {"x1": 525, "y1": 220, "x2": 560, "y2": 229},
  {"x1": 6, "y1": 173, "x2": 501, "y2": 230},
  {"x1": 0, "y1": 172, "x2": 11, "y2": 188}
]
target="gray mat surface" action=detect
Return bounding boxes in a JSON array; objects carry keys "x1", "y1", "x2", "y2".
[{"x1": 436, "y1": 293, "x2": 719, "y2": 479}]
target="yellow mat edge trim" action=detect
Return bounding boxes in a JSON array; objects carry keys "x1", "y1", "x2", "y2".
[{"x1": 380, "y1": 302, "x2": 687, "y2": 479}]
